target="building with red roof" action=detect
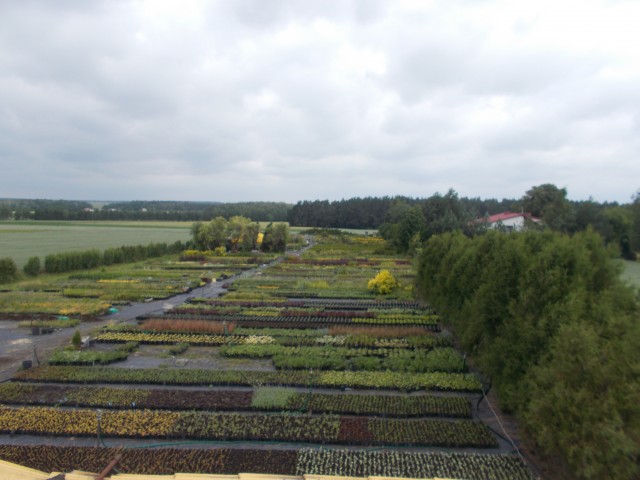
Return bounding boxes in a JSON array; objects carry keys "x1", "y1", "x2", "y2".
[{"x1": 476, "y1": 211, "x2": 541, "y2": 232}]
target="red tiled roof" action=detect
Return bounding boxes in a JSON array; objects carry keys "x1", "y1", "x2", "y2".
[{"x1": 478, "y1": 211, "x2": 541, "y2": 224}]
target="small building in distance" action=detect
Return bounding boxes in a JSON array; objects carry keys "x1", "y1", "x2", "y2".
[{"x1": 477, "y1": 211, "x2": 541, "y2": 232}]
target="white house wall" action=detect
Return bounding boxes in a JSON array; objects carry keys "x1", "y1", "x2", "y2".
[{"x1": 490, "y1": 216, "x2": 525, "y2": 230}]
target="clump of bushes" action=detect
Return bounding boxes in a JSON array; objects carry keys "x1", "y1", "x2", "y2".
[
  {"x1": 0, "y1": 257, "x2": 18, "y2": 284},
  {"x1": 44, "y1": 241, "x2": 186, "y2": 274},
  {"x1": 23, "y1": 256, "x2": 41, "y2": 276}
]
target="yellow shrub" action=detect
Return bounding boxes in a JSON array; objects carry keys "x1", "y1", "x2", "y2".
[{"x1": 367, "y1": 269, "x2": 398, "y2": 295}]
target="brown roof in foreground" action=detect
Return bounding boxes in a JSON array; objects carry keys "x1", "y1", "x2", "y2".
[{"x1": 1, "y1": 459, "x2": 456, "y2": 480}]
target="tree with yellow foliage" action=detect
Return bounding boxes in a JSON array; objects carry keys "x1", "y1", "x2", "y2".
[{"x1": 367, "y1": 269, "x2": 398, "y2": 295}]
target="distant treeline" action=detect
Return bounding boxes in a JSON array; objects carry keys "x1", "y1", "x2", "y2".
[
  {"x1": 416, "y1": 229, "x2": 639, "y2": 479},
  {"x1": 100, "y1": 201, "x2": 292, "y2": 222},
  {"x1": 286, "y1": 196, "x2": 518, "y2": 229},
  {"x1": 0, "y1": 199, "x2": 94, "y2": 220},
  {"x1": 0, "y1": 195, "x2": 527, "y2": 226},
  {"x1": 2, "y1": 189, "x2": 639, "y2": 257},
  {"x1": 0, "y1": 199, "x2": 292, "y2": 222},
  {"x1": 373, "y1": 185, "x2": 640, "y2": 258}
]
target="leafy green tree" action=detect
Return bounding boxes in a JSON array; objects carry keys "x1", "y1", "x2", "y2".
[
  {"x1": 421, "y1": 189, "x2": 471, "y2": 239},
  {"x1": 239, "y1": 222, "x2": 259, "y2": 251},
  {"x1": 226, "y1": 216, "x2": 248, "y2": 251},
  {"x1": 380, "y1": 192, "x2": 471, "y2": 253},
  {"x1": 397, "y1": 205, "x2": 427, "y2": 251},
  {"x1": 522, "y1": 183, "x2": 571, "y2": 231},
  {"x1": 525, "y1": 316, "x2": 640, "y2": 479},
  {"x1": 272, "y1": 223, "x2": 290, "y2": 252},
  {"x1": 192, "y1": 217, "x2": 228, "y2": 250},
  {"x1": 226, "y1": 216, "x2": 258, "y2": 252},
  {"x1": 262, "y1": 223, "x2": 289, "y2": 252},
  {"x1": 379, "y1": 200, "x2": 412, "y2": 248},
  {"x1": 192, "y1": 216, "x2": 262, "y2": 252},
  {"x1": 380, "y1": 203, "x2": 426, "y2": 252},
  {"x1": 569, "y1": 199, "x2": 608, "y2": 234},
  {"x1": 23, "y1": 256, "x2": 41, "y2": 276},
  {"x1": 522, "y1": 183, "x2": 566, "y2": 217},
  {"x1": 602, "y1": 206, "x2": 634, "y2": 259},
  {"x1": 0, "y1": 257, "x2": 19, "y2": 284},
  {"x1": 261, "y1": 223, "x2": 274, "y2": 252}
]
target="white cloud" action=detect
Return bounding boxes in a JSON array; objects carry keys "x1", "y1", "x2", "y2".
[{"x1": 0, "y1": 0, "x2": 638, "y2": 203}]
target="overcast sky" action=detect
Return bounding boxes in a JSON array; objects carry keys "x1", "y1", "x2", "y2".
[{"x1": 1, "y1": 0, "x2": 638, "y2": 204}]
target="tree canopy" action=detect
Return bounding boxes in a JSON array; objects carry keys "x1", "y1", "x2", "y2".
[
  {"x1": 415, "y1": 228, "x2": 639, "y2": 479},
  {"x1": 191, "y1": 217, "x2": 289, "y2": 253}
]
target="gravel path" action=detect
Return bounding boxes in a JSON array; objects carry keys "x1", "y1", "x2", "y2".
[{"x1": 0, "y1": 257, "x2": 277, "y2": 382}]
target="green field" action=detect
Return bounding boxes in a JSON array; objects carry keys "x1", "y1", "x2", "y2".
[
  {"x1": 0, "y1": 221, "x2": 374, "y2": 268},
  {"x1": 0, "y1": 221, "x2": 192, "y2": 267}
]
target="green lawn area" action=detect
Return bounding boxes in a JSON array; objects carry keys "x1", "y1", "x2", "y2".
[
  {"x1": 619, "y1": 259, "x2": 640, "y2": 289},
  {"x1": 0, "y1": 221, "x2": 192, "y2": 267}
]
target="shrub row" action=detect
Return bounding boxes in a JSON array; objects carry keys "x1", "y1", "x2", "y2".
[
  {"x1": 0, "y1": 405, "x2": 495, "y2": 447},
  {"x1": 0, "y1": 383, "x2": 470, "y2": 417},
  {"x1": 417, "y1": 229, "x2": 640, "y2": 479},
  {"x1": 219, "y1": 344, "x2": 465, "y2": 373},
  {"x1": 13, "y1": 366, "x2": 482, "y2": 392},
  {"x1": 150, "y1": 313, "x2": 440, "y2": 330},
  {"x1": 43, "y1": 241, "x2": 186, "y2": 274}
]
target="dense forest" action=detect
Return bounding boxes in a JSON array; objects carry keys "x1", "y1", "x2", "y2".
[
  {"x1": 0, "y1": 199, "x2": 292, "y2": 222},
  {"x1": 376, "y1": 185, "x2": 640, "y2": 259},
  {"x1": 416, "y1": 229, "x2": 639, "y2": 479},
  {"x1": 0, "y1": 199, "x2": 94, "y2": 220},
  {"x1": 101, "y1": 201, "x2": 292, "y2": 222},
  {"x1": 286, "y1": 195, "x2": 517, "y2": 229}
]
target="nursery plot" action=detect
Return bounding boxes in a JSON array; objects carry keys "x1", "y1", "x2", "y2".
[
  {"x1": 0, "y1": 445, "x2": 534, "y2": 479},
  {"x1": 13, "y1": 365, "x2": 482, "y2": 391},
  {"x1": 0, "y1": 232, "x2": 535, "y2": 479},
  {"x1": 0, "y1": 252, "x2": 274, "y2": 317},
  {"x1": 0, "y1": 405, "x2": 498, "y2": 447},
  {"x1": 0, "y1": 383, "x2": 471, "y2": 417}
]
